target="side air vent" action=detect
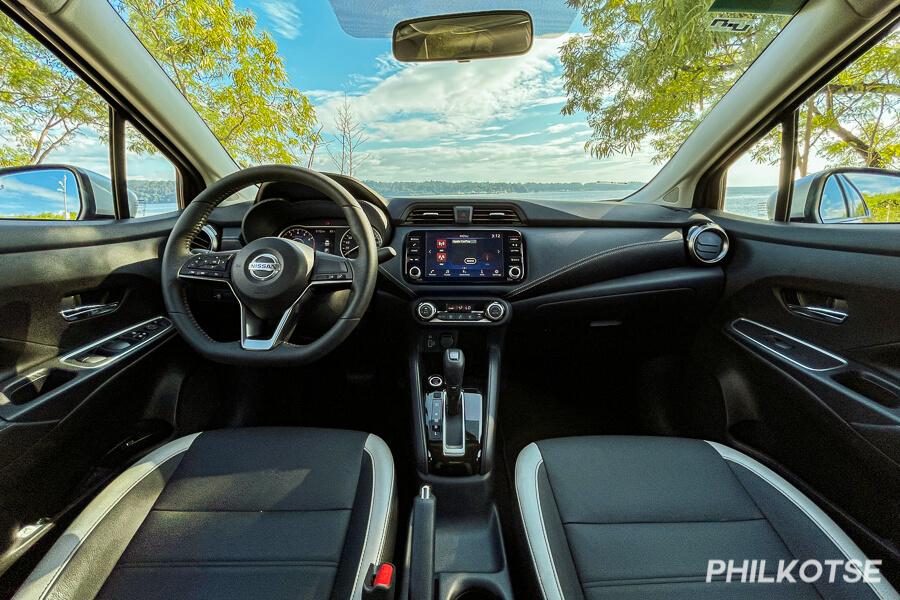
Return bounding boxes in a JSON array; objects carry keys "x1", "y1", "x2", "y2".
[
  {"x1": 190, "y1": 224, "x2": 219, "y2": 252},
  {"x1": 472, "y1": 206, "x2": 523, "y2": 225},
  {"x1": 687, "y1": 223, "x2": 729, "y2": 264},
  {"x1": 404, "y1": 206, "x2": 455, "y2": 225}
]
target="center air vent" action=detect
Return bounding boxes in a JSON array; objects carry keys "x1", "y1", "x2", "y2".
[
  {"x1": 687, "y1": 223, "x2": 728, "y2": 264},
  {"x1": 190, "y1": 224, "x2": 219, "y2": 252},
  {"x1": 472, "y1": 206, "x2": 522, "y2": 225},
  {"x1": 404, "y1": 206, "x2": 455, "y2": 225}
]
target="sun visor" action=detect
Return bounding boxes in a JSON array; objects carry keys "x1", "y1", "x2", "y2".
[
  {"x1": 709, "y1": 0, "x2": 807, "y2": 15},
  {"x1": 327, "y1": 0, "x2": 577, "y2": 38}
]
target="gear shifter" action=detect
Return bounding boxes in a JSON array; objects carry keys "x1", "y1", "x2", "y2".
[{"x1": 443, "y1": 348, "x2": 465, "y2": 416}]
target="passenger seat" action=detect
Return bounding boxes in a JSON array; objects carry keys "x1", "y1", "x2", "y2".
[{"x1": 515, "y1": 436, "x2": 899, "y2": 600}]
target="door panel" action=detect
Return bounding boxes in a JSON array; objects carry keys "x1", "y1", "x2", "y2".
[
  {"x1": 701, "y1": 212, "x2": 900, "y2": 581},
  {"x1": 0, "y1": 216, "x2": 188, "y2": 577}
]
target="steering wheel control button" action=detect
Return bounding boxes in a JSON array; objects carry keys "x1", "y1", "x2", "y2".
[
  {"x1": 247, "y1": 253, "x2": 281, "y2": 281},
  {"x1": 417, "y1": 302, "x2": 437, "y2": 321},
  {"x1": 180, "y1": 252, "x2": 233, "y2": 279},
  {"x1": 486, "y1": 302, "x2": 505, "y2": 321}
]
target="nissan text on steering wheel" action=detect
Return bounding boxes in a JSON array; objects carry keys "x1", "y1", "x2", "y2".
[{"x1": 161, "y1": 165, "x2": 378, "y2": 365}]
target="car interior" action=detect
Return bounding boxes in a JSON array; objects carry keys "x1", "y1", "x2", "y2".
[{"x1": 0, "y1": 0, "x2": 898, "y2": 599}]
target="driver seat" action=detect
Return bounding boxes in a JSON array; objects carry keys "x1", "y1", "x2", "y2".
[{"x1": 13, "y1": 427, "x2": 396, "y2": 600}]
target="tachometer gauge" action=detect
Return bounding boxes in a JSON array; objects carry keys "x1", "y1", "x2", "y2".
[
  {"x1": 340, "y1": 228, "x2": 383, "y2": 258},
  {"x1": 279, "y1": 226, "x2": 316, "y2": 250}
]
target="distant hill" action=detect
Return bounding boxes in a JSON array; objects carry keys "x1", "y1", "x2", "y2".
[
  {"x1": 129, "y1": 180, "x2": 178, "y2": 205},
  {"x1": 363, "y1": 180, "x2": 644, "y2": 196}
]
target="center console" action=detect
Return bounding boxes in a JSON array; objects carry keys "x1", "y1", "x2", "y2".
[{"x1": 400, "y1": 229, "x2": 521, "y2": 600}]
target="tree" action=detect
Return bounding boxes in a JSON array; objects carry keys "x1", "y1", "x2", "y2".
[
  {"x1": 560, "y1": 0, "x2": 899, "y2": 173},
  {"x1": 0, "y1": 14, "x2": 106, "y2": 166},
  {"x1": 0, "y1": 0, "x2": 316, "y2": 168},
  {"x1": 327, "y1": 96, "x2": 368, "y2": 176}
]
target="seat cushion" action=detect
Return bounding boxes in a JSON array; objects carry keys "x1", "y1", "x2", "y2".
[
  {"x1": 14, "y1": 427, "x2": 396, "y2": 600},
  {"x1": 516, "y1": 436, "x2": 898, "y2": 600}
]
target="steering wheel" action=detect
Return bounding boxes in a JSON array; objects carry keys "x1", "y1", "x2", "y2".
[{"x1": 161, "y1": 165, "x2": 378, "y2": 365}]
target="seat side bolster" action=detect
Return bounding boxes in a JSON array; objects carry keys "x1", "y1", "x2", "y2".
[
  {"x1": 516, "y1": 442, "x2": 566, "y2": 600},
  {"x1": 349, "y1": 434, "x2": 395, "y2": 600},
  {"x1": 13, "y1": 433, "x2": 201, "y2": 600},
  {"x1": 706, "y1": 441, "x2": 900, "y2": 600}
]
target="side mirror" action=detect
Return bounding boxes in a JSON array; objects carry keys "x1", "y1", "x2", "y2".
[
  {"x1": 794, "y1": 168, "x2": 900, "y2": 224},
  {"x1": 0, "y1": 164, "x2": 116, "y2": 220},
  {"x1": 393, "y1": 11, "x2": 533, "y2": 63}
]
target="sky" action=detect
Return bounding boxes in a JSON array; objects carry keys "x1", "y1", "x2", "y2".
[{"x1": 46, "y1": 0, "x2": 795, "y2": 187}]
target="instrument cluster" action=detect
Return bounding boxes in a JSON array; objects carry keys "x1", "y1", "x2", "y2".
[{"x1": 279, "y1": 223, "x2": 384, "y2": 258}]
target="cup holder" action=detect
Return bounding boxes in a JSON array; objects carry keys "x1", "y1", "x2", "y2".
[{"x1": 1, "y1": 368, "x2": 77, "y2": 405}]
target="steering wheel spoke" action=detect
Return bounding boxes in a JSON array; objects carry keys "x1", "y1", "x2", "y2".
[
  {"x1": 310, "y1": 251, "x2": 353, "y2": 285},
  {"x1": 238, "y1": 292, "x2": 309, "y2": 351},
  {"x1": 177, "y1": 250, "x2": 236, "y2": 282}
]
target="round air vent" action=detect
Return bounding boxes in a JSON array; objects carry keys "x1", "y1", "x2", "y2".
[
  {"x1": 189, "y1": 224, "x2": 219, "y2": 253},
  {"x1": 687, "y1": 223, "x2": 729, "y2": 264}
]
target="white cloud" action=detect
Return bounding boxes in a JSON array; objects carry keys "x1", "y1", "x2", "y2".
[
  {"x1": 260, "y1": 1, "x2": 301, "y2": 40},
  {"x1": 546, "y1": 122, "x2": 585, "y2": 134},
  {"x1": 315, "y1": 37, "x2": 570, "y2": 142}
]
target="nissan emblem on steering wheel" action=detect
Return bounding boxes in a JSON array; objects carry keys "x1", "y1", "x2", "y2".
[{"x1": 247, "y1": 253, "x2": 281, "y2": 281}]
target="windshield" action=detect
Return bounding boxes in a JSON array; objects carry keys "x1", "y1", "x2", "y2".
[{"x1": 114, "y1": 0, "x2": 791, "y2": 200}]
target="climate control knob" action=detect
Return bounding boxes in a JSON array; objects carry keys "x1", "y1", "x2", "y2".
[
  {"x1": 417, "y1": 302, "x2": 437, "y2": 321},
  {"x1": 485, "y1": 302, "x2": 505, "y2": 321},
  {"x1": 508, "y1": 265, "x2": 522, "y2": 279},
  {"x1": 408, "y1": 265, "x2": 422, "y2": 279}
]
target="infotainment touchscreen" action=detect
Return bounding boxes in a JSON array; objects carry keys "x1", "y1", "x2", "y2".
[{"x1": 424, "y1": 231, "x2": 505, "y2": 279}]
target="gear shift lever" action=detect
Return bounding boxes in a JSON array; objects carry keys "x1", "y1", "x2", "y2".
[{"x1": 443, "y1": 348, "x2": 465, "y2": 416}]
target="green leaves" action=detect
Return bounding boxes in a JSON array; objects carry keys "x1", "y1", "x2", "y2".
[
  {"x1": 0, "y1": 0, "x2": 316, "y2": 169},
  {"x1": 117, "y1": 0, "x2": 315, "y2": 167},
  {"x1": 562, "y1": 0, "x2": 898, "y2": 174}
]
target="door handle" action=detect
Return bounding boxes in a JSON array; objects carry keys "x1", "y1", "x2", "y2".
[
  {"x1": 785, "y1": 304, "x2": 848, "y2": 324},
  {"x1": 59, "y1": 302, "x2": 119, "y2": 322}
]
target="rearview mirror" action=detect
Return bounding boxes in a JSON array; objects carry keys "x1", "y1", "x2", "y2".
[
  {"x1": 0, "y1": 164, "x2": 122, "y2": 220},
  {"x1": 393, "y1": 11, "x2": 533, "y2": 63}
]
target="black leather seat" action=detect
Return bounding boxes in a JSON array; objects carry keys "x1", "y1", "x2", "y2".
[
  {"x1": 516, "y1": 436, "x2": 898, "y2": 600},
  {"x1": 14, "y1": 427, "x2": 396, "y2": 600}
]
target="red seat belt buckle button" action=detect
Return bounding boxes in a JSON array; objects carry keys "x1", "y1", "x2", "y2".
[{"x1": 363, "y1": 562, "x2": 395, "y2": 599}]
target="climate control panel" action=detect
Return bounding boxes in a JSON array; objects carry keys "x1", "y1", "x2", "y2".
[{"x1": 413, "y1": 298, "x2": 510, "y2": 325}]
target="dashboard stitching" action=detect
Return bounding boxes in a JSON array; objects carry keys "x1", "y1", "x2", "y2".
[{"x1": 506, "y1": 238, "x2": 683, "y2": 298}]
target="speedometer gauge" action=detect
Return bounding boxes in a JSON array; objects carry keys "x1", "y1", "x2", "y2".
[
  {"x1": 340, "y1": 229, "x2": 383, "y2": 258},
  {"x1": 279, "y1": 226, "x2": 316, "y2": 250}
]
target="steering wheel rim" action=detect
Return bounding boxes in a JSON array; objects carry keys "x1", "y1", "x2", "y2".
[{"x1": 162, "y1": 164, "x2": 378, "y2": 366}]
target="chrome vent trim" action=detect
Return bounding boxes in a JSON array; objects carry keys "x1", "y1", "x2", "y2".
[
  {"x1": 472, "y1": 206, "x2": 523, "y2": 224},
  {"x1": 686, "y1": 223, "x2": 728, "y2": 264},
  {"x1": 190, "y1": 224, "x2": 219, "y2": 252}
]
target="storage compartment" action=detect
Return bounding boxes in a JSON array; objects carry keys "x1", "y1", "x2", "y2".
[
  {"x1": 0, "y1": 369, "x2": 76, "y2": 405},
  {"x1": 833, "y1": 370, "x2": 900, "y2": 408}
]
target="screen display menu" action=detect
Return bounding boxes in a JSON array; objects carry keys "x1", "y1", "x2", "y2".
[{"x1": 424, "y1": 231, "x2": 505, "y2": 279}]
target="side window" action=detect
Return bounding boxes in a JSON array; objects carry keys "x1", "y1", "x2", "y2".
[
  {"x1": 0, "y1": 13, "x2": 112, "y2": 220},
  {"x1": 125, "y1": 123, "x2": 178, "y2": 217},
  {"x1": 0, "y1": 12, "x2": 179, "y2": 220},
  {"x1": 722, "y1": 126, "x2": 783, "y2": 220},
  {"x1": 790, "y1": 27, "x2": 898, "y2": 224},
  {"x1": 718, "y1": 26, "x2": 898, "y2": 224}
]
